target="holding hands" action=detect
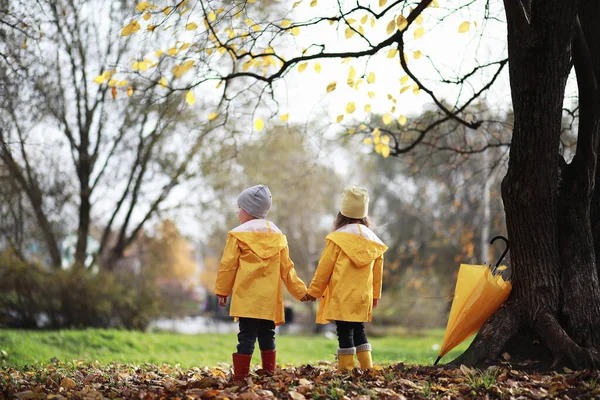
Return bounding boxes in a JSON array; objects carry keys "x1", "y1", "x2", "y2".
[{"x1": 300, "y1": 293, "x2": 316, "y2": 302}]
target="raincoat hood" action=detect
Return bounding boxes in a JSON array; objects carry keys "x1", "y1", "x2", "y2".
[
  {"x1": 230, "y1": 219, "x2": 287, "y2": 258},
  {"x1": 326, "y1": 224, "x2": 387, "y2": 267}
]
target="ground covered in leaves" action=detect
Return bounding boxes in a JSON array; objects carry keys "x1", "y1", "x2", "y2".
[{"x1": 2, "y1": 361, "x2": 600, "y2": 399}]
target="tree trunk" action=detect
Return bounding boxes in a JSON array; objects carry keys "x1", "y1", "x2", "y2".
[
  {"x1": 74, "y1": 152, "x2": 91, "y2": 269},
  {"x1": 451, "y1": 0, "x2": 600, "y2": 370}
]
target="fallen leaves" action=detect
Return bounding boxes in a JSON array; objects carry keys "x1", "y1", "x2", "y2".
[{"x1": 2, "y1": 361, "x2": 600, "y2": 399}]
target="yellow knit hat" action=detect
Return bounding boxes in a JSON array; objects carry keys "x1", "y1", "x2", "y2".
[{"x1": 340, "y1": 185, "x2": 369, "y2": 219}]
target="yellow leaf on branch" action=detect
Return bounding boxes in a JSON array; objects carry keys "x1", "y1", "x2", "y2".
[
  {"x1": 348, "y1": 66, "x2": 356, "y2": 81},
  {"x1": 314, "y1": 63, "x2": 321, "y2": 73},
  {"x1": 414, "y1": 26, "x2": 424, "y2": 39},
  {"x1": 298, "y1": 62, "x2": 308, "y2": 72},
  {"x1": 185, "y1": 90, "x2": 195, "y2": 105},
  {"x1": 208, "y1": 112, "x2": 218, "y2": 121},
  {"x1": 132, "y1": 61, "x2": 148, "y2": 71},
  {"x1": 399, "y1": 115, "x2": 407, "y2": 125},
  {"x1": 173, "y1": 60, "x2": 195, "y2": 78},
  {"x1": 386, "y1": 20, "x2": 396, "y2": 35},
  {"x1": 280, "y1": 114, "x2": 289, "y2": 122},
  {"x1": 336, "y1": 115, "x2": 344, "y2": 123},
  {"x1": 159, "y1": 77, "x2": 168, "y2": 88},
  {"x1": 326, "y1": 82, "x2": 337, "y2": 93},
  {"x1": 121, "y1": 20, "x2": 140, "y2": 36},
  {"x1": 387, "y1": 48, "x2": 397, "y2": 58},
  {"x1": 414, "y1": 50, "x2": 422, "y2": 59},
  {"x1": 379, "y1": 0, "x2": 387, "y2": 6},
  {"x1": 136, "y1": 2, "x2": 152, "y2": 12},
  {"x1": 186, "y1": 22, "x2": 198, "y2": 30},
  {"x1": 281, "y1": 20, "x2": 291, "y2": 28},
  {"x1": 364, "y1": 104, "x2": 372, "y2": 113},
  {"x1": 346, "y1": 102, "x2": 356, "y2": 113},
  {"x1": 458, "y1": 21, "x2": 470, "y2": 33},
  {"x1": 400, "y1": 75, "x2": 409, "y2": 84},
  {"x1": 345, "y1": 27, "x2": 355, "y2": 39},
  {"x1": 396, "y1": 15, "x2": 408, "y2": 30},
  {"x1": 254, "y1": 118, "x2": 264, "y2": 131},
  {"x1": 367, "y1": 72, "x2": 376, "y2": 84},
  {"x1": 291, "y1": 27, "x2": 300, "y2": 36},
  {"x1": 382, "y1": 114, "x2": 392, "y2": 125},
  {"x1": 381, "y1": 144, "x2": 390, "y2": 158},
  {"x1": 93, "y1": 72, "x2": 109, "y2": 84}
]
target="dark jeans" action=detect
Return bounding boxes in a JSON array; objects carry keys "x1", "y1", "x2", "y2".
[
  {"x1": 237, "y1": 318, "x2": 276, "y2": 354},
  {"x1": 335, "y1": 321, "x2": 368, "y2": 349}
]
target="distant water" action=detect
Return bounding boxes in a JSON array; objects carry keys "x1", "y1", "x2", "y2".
[
  {"x1": 148, "y1": 316, "x2": 310, "y2": 335},
  {"x1": 149, "y1": 316, "x2": 237, "y2": 334}
]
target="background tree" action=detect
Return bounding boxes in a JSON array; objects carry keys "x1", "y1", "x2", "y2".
[
  {"x1": 0, "y1": 0, "x2": 218, "y2": 270},
  {"x1": 143, "y1": 219, "x2": 198, "y2": 285}
]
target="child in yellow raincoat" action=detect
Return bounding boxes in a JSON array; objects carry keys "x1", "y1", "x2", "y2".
[
  {"x1": 305, "y1": 186, "x2": 388, "y2": 371},
  {"x1": 215, "y1": 184, "x2": 310, "y2": 381}
]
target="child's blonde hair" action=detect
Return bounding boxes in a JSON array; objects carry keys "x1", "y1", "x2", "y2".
[{"x1": 332, "y1": 211, "x2": 370, "y2": 231}]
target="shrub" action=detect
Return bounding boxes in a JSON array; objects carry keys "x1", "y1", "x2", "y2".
[{"x1": 0, "y1": 250, "x2": 165, "y2": 330}]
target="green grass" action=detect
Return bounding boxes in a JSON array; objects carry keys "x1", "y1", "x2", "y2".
[{"x1": 0, "y1": 328, "x2": 470, "y2": 368}]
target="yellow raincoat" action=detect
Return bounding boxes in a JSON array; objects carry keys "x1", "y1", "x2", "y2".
[
  {"x1": 215, "y1": 219, "x2": 308, "y2": 326},
  {"x1": 307, "y1": 223, "x2": 388, "y2": 324}
]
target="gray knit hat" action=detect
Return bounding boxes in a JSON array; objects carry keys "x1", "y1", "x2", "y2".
[{"x1": 237, "y1": 185, "x2": 272, "y2": 219}]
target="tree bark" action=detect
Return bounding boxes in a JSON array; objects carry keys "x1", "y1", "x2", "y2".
[{"x1": 450, "y1": 0, "x2": 600, "y2": 370}]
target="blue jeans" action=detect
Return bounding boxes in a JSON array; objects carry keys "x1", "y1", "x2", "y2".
[
  {"x1": 335, "y1": 321, "x2": 368, "y2": 349},
  {"x1": 236, "y1": 318, "x2": 276, "y2": 354}
]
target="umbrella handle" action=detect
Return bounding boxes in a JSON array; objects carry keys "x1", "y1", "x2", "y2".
[{"x1": 490, "y1": 235, "x2": 509, "y2": 269}]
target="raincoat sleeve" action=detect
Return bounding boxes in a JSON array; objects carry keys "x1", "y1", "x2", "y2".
[
  {"x1": 373, "y1": 254, "x2": 384, "y2": 299},
  {"x1": 280, "y1": 246, "x2": 308, "y2": 300},
  {"x1": 214, "y1": 234, "x2": 241, "y2": 297},
  {"x1": 307, "y1": 240, "x2": 339, "y2": 299}
]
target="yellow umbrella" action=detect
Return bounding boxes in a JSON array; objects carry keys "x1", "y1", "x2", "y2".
[{"x1": 434, "y1": 236, "x2": 512, "y2": 365}]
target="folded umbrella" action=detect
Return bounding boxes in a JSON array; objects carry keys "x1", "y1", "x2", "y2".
[{"x1": 434, "y1": 235, "x2": 512, "y2": 365}]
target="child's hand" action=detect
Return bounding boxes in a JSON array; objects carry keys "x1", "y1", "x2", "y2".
[
  {"x1": 218, "y1": 296, "x2": 228, "y2": 307},
  {"x1": 373, "y1": 299, "x2": 379, "y2": 308},
  {"x1": 300, "y1": 294, "x2": 316, "y2": 302}
]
